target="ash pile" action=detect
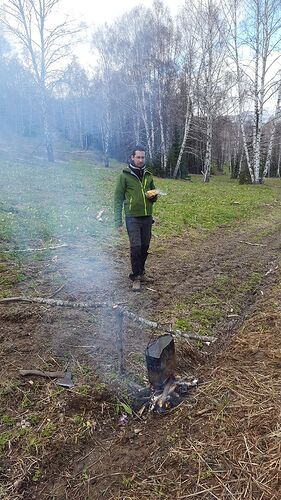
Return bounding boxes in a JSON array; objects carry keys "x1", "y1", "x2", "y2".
[{"x1": 130, "y1": 334, "x2": 198, "y2": 415}]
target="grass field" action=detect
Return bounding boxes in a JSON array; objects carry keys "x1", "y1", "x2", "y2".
[
  {"x1": 1, "y1": 152, "x2": 281, "y2": 299},
  {"x1": 1, "y1": 156, "x2": 280, "y2": 246}
]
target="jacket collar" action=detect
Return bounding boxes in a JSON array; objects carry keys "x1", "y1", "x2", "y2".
[{"x1": 123, "y1": 165, "x2": 151, "y2": 176}]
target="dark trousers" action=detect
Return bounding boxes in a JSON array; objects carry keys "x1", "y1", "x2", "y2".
[{"x1": 125, "y1": 216, "x2": 152, "y2": 279}]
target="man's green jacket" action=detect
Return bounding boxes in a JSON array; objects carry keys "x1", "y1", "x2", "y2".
[{"x1": 114, "y1": 167, "x2": 156, "y2": 227}]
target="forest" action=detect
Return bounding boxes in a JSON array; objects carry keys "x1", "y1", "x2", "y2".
[{"x1": 1, "y1": 0, "x2": 281, "y2": 182}]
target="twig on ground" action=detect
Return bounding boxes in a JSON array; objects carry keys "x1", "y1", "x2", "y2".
[
  {"x1": 238, "y1": 240, "x2": 266, "y2": 247},
  {"x1": 16, "y1": 243, "x2": 68, "y2": 252},
  {"x1": 49, "y1": 283, "x2": 66, "y2": 298}
]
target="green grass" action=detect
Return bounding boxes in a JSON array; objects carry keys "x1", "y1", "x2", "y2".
[
  {"x1": 0, "y1": 159, "x2": 118, "y2": 247},
  {"x1": 1, "y1": 153, "x2": 281, "y2": 296},
  {"x1": 153, "y1": 176, "x2": 281, "y2": 236},
  {"x1": 175, "y1": 300, "x2": 224, "y2": 337},
  {"x1": 1, "y1": 158, "x2": 280, "y2": 249}
]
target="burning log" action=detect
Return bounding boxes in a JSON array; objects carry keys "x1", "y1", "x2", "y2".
[
  {"x1": 149, "y1": 378, "x2": 178, "y2": 411},
  {"x1": 130, "y1": 335, "x2": 199, "y2": 415}
]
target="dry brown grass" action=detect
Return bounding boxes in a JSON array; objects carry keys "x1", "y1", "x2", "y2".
[
  {"x1": 93, "y1": 280, "x2": 281, "y2": 500},
  {"x1": 150, "y1": 281, "x2": 281, "y2": 499}
]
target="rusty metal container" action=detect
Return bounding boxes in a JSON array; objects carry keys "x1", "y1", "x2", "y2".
[{"x1": 145, "y1": 334, "x2": 176, "y2": 389}]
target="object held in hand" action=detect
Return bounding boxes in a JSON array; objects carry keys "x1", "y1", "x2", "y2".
[{"x1": 145, "y1": 189, "x2": 159, "y2": 199}]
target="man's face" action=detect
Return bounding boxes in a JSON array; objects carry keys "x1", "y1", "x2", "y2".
[{"x1": 132, "y1": 150, "x2": 145, "y2": 168}]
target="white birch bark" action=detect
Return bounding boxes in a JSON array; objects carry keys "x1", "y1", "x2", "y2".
[
  {"x1": 141, "y1": 87, "x2": 152, "y2": 158},
  {"x1": 148, "y1": 84, "x2": 155, "y2": 154},
  {"x1": 238, "y1": 150, "x2": 243, "y2": 175},
  {"x1": 101, "y1": 95, "x2": 110, "y2": 167},
  {"x1": 231, "y1": 0, "x2": 254, "y2": 181},
  {"x1": 263, "y1": 80, "x2": 281, "y2": 177},
  {"x1": 203, "y1": 114, "x2": 212, "y2": 182},
  {"x1": 157, "y1": 78, "x2": 167, "y2": 171},
  {"x1": 173, "y1": 98, "x2": 192, "y2": 178},
  {"x1": 159, "y1": 115, "x2": 167, "y2": 171},
  {"x1": 203, "y1": 0, "x2": 214, "y2": 183},
  {"x1": 252, "y1": 0, "x2": 261, "y2": 182},
  {"x1": 277, "y1": 144, "x2": 281, "y2": 177}
]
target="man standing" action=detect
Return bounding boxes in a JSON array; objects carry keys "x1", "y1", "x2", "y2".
[{"x1": 114, "y1": 146, "x2": 158, "y2": 291}]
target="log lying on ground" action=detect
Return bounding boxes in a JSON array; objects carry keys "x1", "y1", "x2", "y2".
[
  {"x1": 0, "y1": 296, "x2": 216, "y2": 343},
  {"x1": 116, "y1": 306, "x2": 216, "y2": 342},
  {"x1": 0, "y1": 297, "x2": 92, "y2": 307}
]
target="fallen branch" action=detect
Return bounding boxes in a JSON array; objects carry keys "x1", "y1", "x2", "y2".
[
  {"x1": 0, "y1": 297, "x2": 91, "y2": 308},
  {"x1": 238, "y1": 240, "x2": 266, "y2": 247},
  {"x1": 265, "y1": 265, "x2": 279, "y2": 276},
  {"x1": 17, "y1": 244, "x2": 68, "y2": 252},
  {"x1": 117, "y1": 306, "x2": 216, "y2": 342},
  {"x1": 49, "y1": 283, "x2": 66, "y2": 298},
  {"x1": 0, "y1": 296, "x2": 216, "y2": 342}
]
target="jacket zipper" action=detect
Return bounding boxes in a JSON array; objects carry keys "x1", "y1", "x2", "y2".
[
  {"x1": 130, "y1": 171, "x2": 148, "y2": 216},
  {"x1": 141, "y1": 177, "x2": 147, "y2": 215}
]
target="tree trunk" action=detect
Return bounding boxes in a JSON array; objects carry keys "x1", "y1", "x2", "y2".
[
  {"x1": 232, "y1": 0, "x2": 254, "y2": 182},
  {"x1": 262, "y1": 82, "x2": 281, "y2": 178},
  {"x1": 140, "y1": 88, "x2": 152, "y2": 159},
  {"x1": 41, "y1": 90, "x2": 54, "y2": 163},
  {"x1": 149, "y1": 87, "x2": 155, "y2": 155},
  {"x1": 173, "y1": 98, "x2": 192, "y2": 179},
  {"x1": 277, "y1": 144, "x2": 281, "y2": 177},
  {"x1": 101, "y1": 91, "x2": 110, "y2": 167},
  {"x1": 158, "y1": 80, "x2": 167, "y2": 171},
  {"x1": 203, "y1": 115, "x2": 212, "y2": 182}
]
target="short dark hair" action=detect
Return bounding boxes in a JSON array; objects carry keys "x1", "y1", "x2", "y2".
[{"x1": 132, "y1": 145, "x2": 145, "y2": 156}]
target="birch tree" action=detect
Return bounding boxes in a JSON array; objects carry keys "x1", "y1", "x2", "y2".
[
  {"x1": 1, "y1": 0, "x2": 78, "y2": 162},
  {"x1": 228, "y1": 0, "x2": 281, "y2": 182},
  {"x1": 148, "y1": 0, "x2": 178, "y2": 171},
  {"x1": 196, "y1": 0, "x2": 229, "y2": 182},
  {"x1": 58, "y1": 58, "x2": 90, "y2": 149},
  {"x1": 92, "y1": 25, "x2": 116, "y2": 167},
  {"x1": 263, "y1": 77, "x2": 281, "y2": 177},
  {"x1": 172, "y1": 4, "x2": 196, "y2": 179}
]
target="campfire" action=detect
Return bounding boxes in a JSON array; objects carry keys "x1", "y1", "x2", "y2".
[{"x1": 131, "y1": 334, "x2": 198, "y2": 414}]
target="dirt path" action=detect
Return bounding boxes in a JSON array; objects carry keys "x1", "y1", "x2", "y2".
[{"x1": 0, "y1": 209, "x2": 281, "y2": 499}]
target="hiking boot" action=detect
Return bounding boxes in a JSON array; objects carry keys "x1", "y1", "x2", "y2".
[
  {"x1": 140, "y1": 272, "x2": 153, "y2": 283},
  {"x1": 132, "y1": 278, "x2": 141, "y2": 292}
]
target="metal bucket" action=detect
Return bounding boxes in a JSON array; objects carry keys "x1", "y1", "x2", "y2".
[{"x1": 145, "y1": 334, "x2": 176, "y2": 389}]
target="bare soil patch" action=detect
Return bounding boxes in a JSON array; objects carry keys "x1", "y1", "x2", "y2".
[{"x1": 0, "y1": 213, "x2": 281, "y2": 499}]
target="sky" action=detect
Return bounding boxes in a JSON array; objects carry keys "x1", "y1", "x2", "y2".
[
  {"x1": 58, "y1": 0, "x2": 184, "y2": 68},
  {"x1": 62, "y1": 0, "x2": 183, "y2": 26}
]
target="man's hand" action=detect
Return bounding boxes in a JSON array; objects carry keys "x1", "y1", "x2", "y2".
[{"x1": 145, "y1": 189, "x2": 159, "y2": 199}]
